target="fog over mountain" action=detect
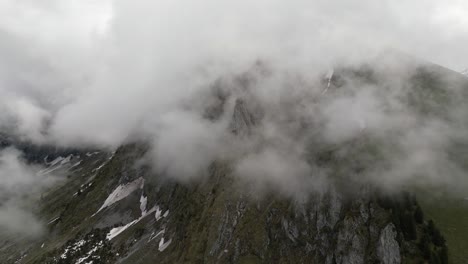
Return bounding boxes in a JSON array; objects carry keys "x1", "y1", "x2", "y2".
[
  {"x1": 0, "y1": 148, "x2": 54, "y2": 236},
  {"x1": 1, "y1": 1, "x2": 468, "y2": 263},
  {"x1": 1, "y1": 0, "x2": 468, "y2": 196}
]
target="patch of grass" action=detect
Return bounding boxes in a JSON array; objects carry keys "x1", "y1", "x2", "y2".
[{"x1": 419, "y1": 196, "x2": 468, "y2": 264}]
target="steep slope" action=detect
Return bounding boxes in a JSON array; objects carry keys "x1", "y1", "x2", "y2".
[
  {"x1": 2, "y1": 142, "x2": 446, "y2": 264},
  {"x1": 2, "y1": 59, "x2": 468, "y2": 264}
]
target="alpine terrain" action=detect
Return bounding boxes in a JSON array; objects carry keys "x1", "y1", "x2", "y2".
[{"x1": 1, "y1": 58, "x2": 467, "y2": 264}]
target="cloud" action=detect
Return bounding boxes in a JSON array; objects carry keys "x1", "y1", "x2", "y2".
[
  {"x1": 234, "y1": 146, "x2": 328, "y2": 199},
  {"x1": 148, "y1": 109, "x2": 227, "y2": 181},
  {"x1": 1, "y1": 0, "x2": 468, "y2": 146},
  {"x1": 0, "y1": 148, "x2": 57, "y2": 237},
  {"x1": 0, "y1": 0, "x2": 467, "y2": 197},
  {"x1": 0, "y1": 204, "x2": 43, "y2": 238}
]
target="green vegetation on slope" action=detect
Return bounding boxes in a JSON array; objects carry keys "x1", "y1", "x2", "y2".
[{"x1": 419, "y1": 195, "x2": 468, "y2": 264}]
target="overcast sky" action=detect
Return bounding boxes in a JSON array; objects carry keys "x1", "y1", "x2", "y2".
[
  {"x1": 0, "y1": 0, "x2": 467, "y2": 140},
  {"x1": 1, "y1": 0, "x2": 467, "y2": 68},
  {"x1": 0, "y1": 0, "x2": 466, "y2": 145}
]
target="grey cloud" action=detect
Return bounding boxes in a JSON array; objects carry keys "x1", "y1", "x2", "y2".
[
  {"x1": 0, "y1": 148, "x2": 58, "y2": 237},
  {"x1": 0, "y1": 204, "x2": 44, "y2": 238},
  {"x1": 0, "y1": 0, "x2": 467, "y2": 198}
]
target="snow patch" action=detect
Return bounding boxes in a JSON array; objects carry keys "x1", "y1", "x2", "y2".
[
  {"x1": 94, "y1": 177, "x2": 144, "y2": 216},
  {"x1": 106, "y1": 220, "x2": 138, "y2": 240},
  {"x1": 75, "y1": 241, "x2": 103, "y2": 264},
  {"x1": 159, "y1": 237, "x2": 172, "y2": 252},
  {"x1": 38, "y1": 165, "x2": 63, "y2": 176},
  {"x1": 49, "y1": 157, "x2": 64, "y2": 166},
  {"x1": 322, "y1": 68, "x2": 335, "y2": 94},
  {"x1": 155, "y1": 207, "x2": 169, "y2": 221},
  {"x1": 74, "y1": 182, "x2": 94, "y2": 197},
  {"x1": 106, "y1": 205, "x2": 157, "y2": 240},
  {"x1": 140, "y1": 195, "x2": 148, "y2": 215},
  {"x1": 148, "y1": 229, "x2": 165, "y2": 242},
  {"x1": 60, "y1": 155, "x2": 73, "y2": 165},
  {"x1": 70, "y1": 161, "x2": 82, "y2": 169},
  {"x1": 61, "y1": 239, "x2": 85, "y2": 259},
  {"x1": 38, "y1": 155, "x2": 73, "y2": 175},
  {"x1": 47, "y1": 217, "x2": 60, "y2": 225},
  {"x1": 155, "y1": 207, "x2": 162, "y2": 221},
  {"x1": 92, "y1": 161, "x2": 109, "y2": 172},
  {"x1": 86, "y1": 152, "x2": 100, "y2": 157}
]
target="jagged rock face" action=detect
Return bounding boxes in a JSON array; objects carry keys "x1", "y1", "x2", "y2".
[
  {"x1": 229, "y1": 99, "x2": 259, "y2": 136},
  {"x1": 377, "y1": 224, "x2": 401, "y2": 264},
  {"x1": 0, "y1": 142, "x2": 447, "y2": 264},
  {"x1": 1, "y1": 61, "x2": 460, "y2": 263}
]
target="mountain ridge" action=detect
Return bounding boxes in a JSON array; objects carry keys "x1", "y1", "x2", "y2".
[{"x1": 2, "y1": 59, "x2": 468, "y2": 263}]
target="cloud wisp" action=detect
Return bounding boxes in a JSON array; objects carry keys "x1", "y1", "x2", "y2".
[
  {"x1": 0, "y1": 1, "x2": 467, "y2": 199},
  {"x1": 0, "y1": 147, "x2": 59, "y2": 237}
]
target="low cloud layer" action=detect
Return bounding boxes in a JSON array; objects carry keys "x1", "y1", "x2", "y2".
[
  {"x1": 0, "y1": 148, "x2": 58, "y2": 237},
  {"x1": 0, "y1": 1, "x2": 468, "y2": 199}
]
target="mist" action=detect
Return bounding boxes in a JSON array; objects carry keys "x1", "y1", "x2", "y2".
[
  {"x1": 0, "y1": 0, "x2": 468, "y2": 199},
  {"x1": 0, "y1": 148, "x2": 58, "y2": 237}
]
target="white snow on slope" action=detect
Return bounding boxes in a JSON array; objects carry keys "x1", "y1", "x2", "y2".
[
  {"x1": 94, "y1": 177, "x2": 144, "y2": 216},
  {"x1": 106, "y1": 182, "x2": 159, "y2": 240},
  {"x1": 106, "y1": 219, "x2": 138, "y2": 240},
  {"x1": 148, "y1": 229, "x2": 165, "y2": 242},
  {"x1": 39, "y1": 155, "x2": 75, "y2": 175},
  {"x1": 140, "y1": 194, "x2": 148, "y2": 215},
  {"x1": 91, "y1": 152, "x2": 115, "y2": 173},
  {"x1": 147, "y1": 228, "x2": 172, "y2": 251},
  {"x1": 70, "y1": 161, "x2": 82, "y2": 169},
  {"x1": 47, "y1": 216, "x2": 60, "y2": 225},
  {"x1": 86, "y1": 152, "x2": 100, "y2": 157},
  {"x1": 92, "y1": 162, "x2": 107, "y2": 172},
  {"x1": 106, "y1": 186, "x2": 162, "y2": 241},
  {"x1": 154, "y1": 207, "x2": 169, "y2": 221},
  {"x1": 47, "y1": 155, "x2": 73, "y2": 166},
  {"x1": 49, "y1": 157, "x2": 64, "y2": 166},
  {"x1": 159, "y1": 237, "x2": 172, "y2": 252},
  {"x1": 75, "y1": 241, "x2": 103, "y2": 264},
  {"x1": 61, "y1": 239, "x2": 86, "y2": 259},
  {"x1": 60, "y1": 155, "x2": 73, "y2": 165},
  {"x1": 322, "y1": 68, "x2": 334, "y2": 94},
  {"x1": 106, "y1": 205, "x2": 157, "y2": 240},
  {"x1": 155, "y1": 207, "x2": 162, "y2": 221},
  {"x1": 38, "y1": 165, "x2": 63, "y2": 176}
]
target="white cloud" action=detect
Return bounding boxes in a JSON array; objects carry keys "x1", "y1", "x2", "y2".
[
  {"x1": 0, "y1": 0, "x2": 467, "y2": 197},
  {"x1": 0, "y1": 148, "x2": 57, "y2": 237}
]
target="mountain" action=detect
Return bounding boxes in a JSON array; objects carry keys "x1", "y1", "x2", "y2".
[
  {"x1": 0, "y1": 143, "x2": 447, "y2": 264},
  {"x1": 2, "y1": 59, "x2": 468, "y2": 264}
]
